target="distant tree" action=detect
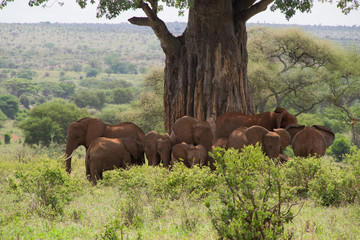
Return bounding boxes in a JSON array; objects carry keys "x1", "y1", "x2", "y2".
[
  {"x1": 19, "y1": 99, "x2": 88, "y2": 146},
  {"x1": 111, "y1": 88, "x2": 134, "y2": 104},
  {"x1": 0, "y1": 109, "x2": 7, "y2": 128},
  {"x1": 19, "y1": 94, "x2": 30, "y2": 109},
  {"x1": 0, "y1": 94, "x2": 19, "y2": 119},
  {"x1": 71, "y1": 63, "x2": 82, "y2": 72},
  {"x1": 85, "y1": 68, "x2": 99, "y2": 77},
  {"x1": 17, "y1": 69, "x2": 35, "y2": 80},
  {"x1": 247, "y1": 27, "x2": 334, "y2": 113},
  {"x1": 1, "y1": 78, "x2": 39, "y2": 97},
  {"x1": 57, "y1": 82, "x2": 75, "y2": 99},
  {"x1": 4, "y1": 133, "x2": 11, "y2": 144},
  {"x1": 71, "y1": 89, "x2": 108, "y2": 110}
]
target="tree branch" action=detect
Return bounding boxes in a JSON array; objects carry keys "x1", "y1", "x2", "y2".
[
  {"x1": 128, "y1": 17, "x2": 150, "y2": 26},
  {"x1": 241, "y1": 0, "x2": 275, "y2": 21},
  {"x1": 128, "y1": 1, "x2": 182, "y2": 56}
]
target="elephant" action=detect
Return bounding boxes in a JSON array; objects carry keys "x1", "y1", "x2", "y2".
[
  {"x1": 215, "y1": 107, "x2": 297, "y2": 140},
  {"x1": 144, "y1": 131, "x2": 172, "y2": 167},
  {"x1": 286, "y1": 124, "x2": 335, "y2": 157},
  {"x1": 170, "y1": 115, "x2": 214, "y2": 151},
  {"x1": 85, "y1": 137, "x2": 144, "y2": 185},
  {"x1": 171, "y1": 143, "x2": 208, "y2": 168},
  {"x1": 223, "y1": 125, "x2": 291, "y2": 158},
  {"x1": 64, "y1": 117, "x2": 145, "y2": 174}
]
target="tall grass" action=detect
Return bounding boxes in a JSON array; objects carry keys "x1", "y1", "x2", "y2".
[{"x1": 1, "y1": 143, "x2": 360, "y2": 239}]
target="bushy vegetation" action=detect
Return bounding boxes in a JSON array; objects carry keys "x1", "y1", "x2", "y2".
[{"x1": 1, "y1": 143, "x2": 360, "y2": 239}]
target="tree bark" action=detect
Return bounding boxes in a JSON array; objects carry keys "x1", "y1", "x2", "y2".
[{"x1": 130, "y1": 0, "x2": 274, "y2": 132}]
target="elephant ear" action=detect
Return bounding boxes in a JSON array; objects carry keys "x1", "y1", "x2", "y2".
[
  {"x1": 81, "y1": 118, "x2": 106, "y2": 148},
  {"x1": 285, "y1": 124, "x2": 305, "y2": 143},
  {"x1": 313, "y1": 125, "x2": 335, "y2": 147},
  {"x1": 275, "y1": 111, "x2": 285, "y2": 129},
  {"x1": 245, "y1": 126, "x2": 268, "y2": 145},
  {"x1": 124, "y1": 138, "x2": 143, "y2": 160},
  {"x1": 274, "y1": 107, "x2": 298, "y2": 129},
  {"x1": 273, "y1": 128, "x2": 291, "y2": 152},
  {"x1": 171, "y1": 116, "x2": 194, "y2": 144}
]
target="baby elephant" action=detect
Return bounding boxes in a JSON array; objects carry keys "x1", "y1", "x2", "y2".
[
  {"x1": 171, "y1": 143, "x2": 207, "y2": 168},
  {"x1": 85, "y1": 137, "x2": 144, "y2": 185},
  {"x1": 214, "y1": 125, "x2": 291, "y2": 159},
  {"x1": 286, "y1": 125, "x2": 335, "y2": 157},
  {"x1": 143, "y1": 131, "x2": 172, "y2": 168}
]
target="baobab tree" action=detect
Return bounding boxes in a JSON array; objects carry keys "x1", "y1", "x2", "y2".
[{"x1": 1, "y1": 0, "x2": 358, "y2": 132}]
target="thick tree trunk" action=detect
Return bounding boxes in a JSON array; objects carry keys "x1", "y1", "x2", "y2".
[
  {"x1": 163, "y1": 1, "x2": 254, "y2": 132},
  {"x1": 129, "y1": 0, "x2": 274, "y2": 132}
]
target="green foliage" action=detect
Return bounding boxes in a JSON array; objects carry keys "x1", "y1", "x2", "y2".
[
  {"x1": 85, "y1": 68, "x2": 99, "y2": 77},
  {"x1": 4, "y1": 133, "x2": 11, "y2": 144},
  {"x1": 0, "y1": 94, "x2": 20, "y2": 119},
  {"x1": 111, "y1": 88, "x2": 134, "y2": 104},
  {"x1": 330, "y1": 136, "x2": 351, "y2": 161},
  {"x1": 71, "y1": 89, "x2": 108, "y2": 110},
  {"x1": 207, "y1": 146, "x2": 296, "y2": 239},
  {"x1": 283, "y1": 157, "x2": 322, "y2": 198},
  {"x1": 1, "y1": 78, "x2": 39, "y2": 97},
  {"x1": 8, "y1": 157, "x2": 81, "y2": 218},
  {"x1": 19, "y1": 99, "x2": 88, "y2": 146},
  {"x1": 309, "y1": 158, "x2": 358, "y2": 206}
]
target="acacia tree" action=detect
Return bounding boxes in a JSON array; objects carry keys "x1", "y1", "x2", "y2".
[{"x1": 1, "y1": 0, "x2": 358, "y2": 132}]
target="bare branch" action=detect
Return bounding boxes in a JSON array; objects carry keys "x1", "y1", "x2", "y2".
[
  {"x1": 128, "y1": 17, "x2": 150, "y2": 26},
  {"x1": 242, "y1": 0, "x2": 275, "y2": 21},
  {"x1": 131, "y1": 1, "x2": 182, "y2": 56}
]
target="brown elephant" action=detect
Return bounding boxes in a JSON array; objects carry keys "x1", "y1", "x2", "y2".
[
  {"x1": 171, "y1": 143, "x2": 208, "y2": 168},
  {"x1": 144, "y1": 131, "x2": 172, "y2": 167},
  {"x1": 215, "y1": 107, "x2": 297, "y2": 139},
  {"x1": 64, "y1": 117, "x2": 145, "y2": 173},
  {"x1": 286, "y1": 125, "x2": 335, "y2": 157},
  {"x1": 222, "y1": 125, "x2": 291, "y2": 158},
  {"x1": 170, "y1": 116, "x2": 214, "y2": 151},
  {"x1": 85, "y1": 137, "x2": 144, "y2": 185}
]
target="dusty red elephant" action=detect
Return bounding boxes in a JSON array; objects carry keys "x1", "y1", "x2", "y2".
[
  {"x1": 286, "y1": 125, "x2": 335, "y2": 157},
  {"x1": 215, "y1": 107, "x2": 297, "y2": 139},
  {"x1": 64, "y1": 117, "x2": 145, "y2": 174}
]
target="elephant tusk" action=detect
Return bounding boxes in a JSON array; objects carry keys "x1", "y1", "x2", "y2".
[
  {"x1": 63, "y1": 151, "x2": 75, "y2": 161},
  {"x1": 59, "y1": 153, "x2": 67, "y2": 158}
]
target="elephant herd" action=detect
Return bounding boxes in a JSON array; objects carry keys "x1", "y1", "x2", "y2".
[{"x1": 63, "y1": 107, "x2": 335, "y2": 185}]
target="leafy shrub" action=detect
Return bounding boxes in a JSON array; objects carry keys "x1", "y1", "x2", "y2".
[
  {"x1": 309, "y1": 158, "x2": 357, "y2": 206},
  {"x1": 0, "y1": 94, "x2": 20, "y2": 119},
  {"x1": 8, "y1": 157, "x2": 81, "y2": 218},
  {"x1": 4, "y1": 133, "x2": 11, "y2": 144},
  {"x1": 207, "y1": 146, "x2": 297, "y2": 239},
  {"x1": 330, "y1": 136, "x2": 351, "y2": 161},
  {"x1": 282, "y1": 156, "x2": 322, "y2": 198}
]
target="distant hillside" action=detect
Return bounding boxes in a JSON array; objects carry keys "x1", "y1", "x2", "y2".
[{"x1": 0, "y1": 22, "x2": 358, "y2": 75}]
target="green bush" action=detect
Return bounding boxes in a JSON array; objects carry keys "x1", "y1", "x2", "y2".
[
  {"x1": 207, "y1": 146, "x2": 297, "y2": 239},
  {"x1": 330, "y1": 136, "x2": 351, "y2": 161},
  {"x1": 282, "y1": 156, "x2": 322, "y2": 198},
  {"x1": 8, "y1": 157, "x2": 82, "y2": 218},
  {"x1": 4, "y1": 133, "x2": 11, "y2": 144},
  {"x1": 309, "y1": 158, "x2": 357, "y2": 206}
]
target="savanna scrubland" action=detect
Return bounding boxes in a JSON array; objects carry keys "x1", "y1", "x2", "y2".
[{"x1": 0, "y1": 23, "x2": 360, "y2": 239}]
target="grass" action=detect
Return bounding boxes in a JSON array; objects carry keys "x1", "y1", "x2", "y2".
[{"x1": 0, "y1": 142, "x2": 360, "y2": 239}]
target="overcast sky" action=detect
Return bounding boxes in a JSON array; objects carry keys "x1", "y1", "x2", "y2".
[{"x1": 0, "y1": 1, "x2": 359, "y2": 26}]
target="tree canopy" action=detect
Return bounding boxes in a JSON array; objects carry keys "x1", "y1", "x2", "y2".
[{"x1": 19, "y1": 99, "x2": 88, "y2": 146}]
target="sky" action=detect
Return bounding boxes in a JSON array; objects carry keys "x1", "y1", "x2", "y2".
[{"x1": 0, "y1": 1, "x2": 359, "y2": 26}]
